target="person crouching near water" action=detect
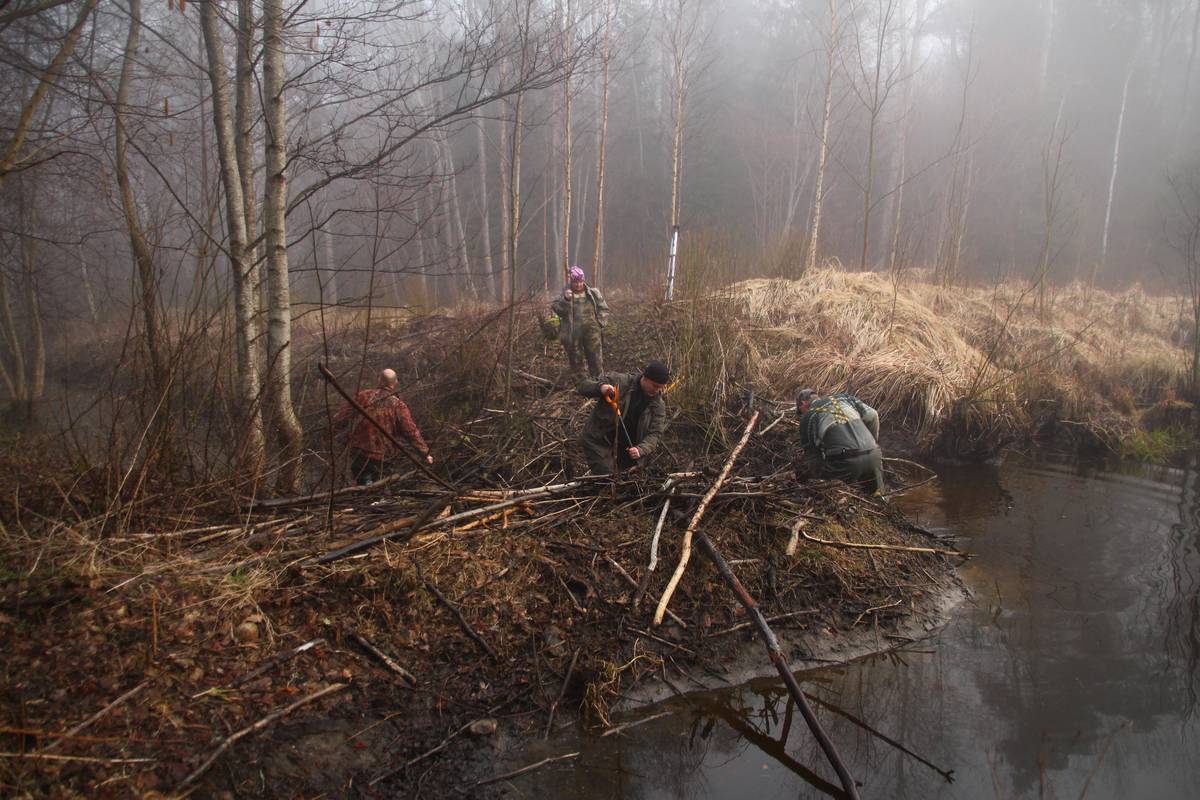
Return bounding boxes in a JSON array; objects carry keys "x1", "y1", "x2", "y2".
[
  {"x1": 551, "y1": 266, "x2": 609, "y2": 377},
  {"x1": 576, "y1": 361, "x2": 671, "y2": 475},
  {"x1": 795, "y1": 388, "x2": 885, "y2": 495},
  {"x1": 334, "y1": 368, "x2": 433, "y2": 485}
]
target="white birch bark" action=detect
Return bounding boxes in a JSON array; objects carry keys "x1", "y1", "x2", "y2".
[
  {"x1": 263, "y1": 0, "x2": 303, "y2": 492},
  {"x1": 1100, "y1": 55, "x2": 1135, "y2": 269},
  {"x1": 200, "y1": 0, "x2": 267, "y2": 471},
  {"x1": 592, "y1": 0, "x2": 612, "y2": 284},
  {"x1": 806, "y1": 0, "x2": 841, "y2": 274}
]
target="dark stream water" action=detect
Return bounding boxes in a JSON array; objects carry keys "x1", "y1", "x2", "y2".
[{"x1": 516, "y1": 456, "x2": 1200, "y2": 799}]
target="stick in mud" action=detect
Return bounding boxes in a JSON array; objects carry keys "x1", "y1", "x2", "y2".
[
  {"x1": 696, "y1": 531, "x2": 861, "y2": 800},
  {"x1": 175, "y1": 682, "x2": 349, "y2": 792},
  {"x1": 349, "y1": 631, "x2": 418, "y2": 685},
  {"x1": 417, "y1": 564, "x2": 499, "y2": 660}
]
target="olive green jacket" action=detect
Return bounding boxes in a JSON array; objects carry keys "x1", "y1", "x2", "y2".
[
  {"x1": 551, "y1": 285, "x2": 609, "y2": 333},
  {"x1": 798, "y1": 393, "x2": 880, "y2": 462},
  {"x1": 576, "y1": 372, "x2": 667, "y2": 455}
]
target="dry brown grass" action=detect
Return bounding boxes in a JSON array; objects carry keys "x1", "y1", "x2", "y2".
[{"x1": 721, "y1": 270, "x2": 1189, "y2": 453}]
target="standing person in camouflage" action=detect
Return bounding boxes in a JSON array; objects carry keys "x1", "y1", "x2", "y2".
[
  {"x1": 576, "y1": 362, "x2": 671, "y2": 475},
  {"x1": 334, "y1": 368, "x2": 433, "y2": 485},
  {"x1": 795, "y1": 388, "x2": 886, "y2": 495},
  {"x1": 551, "y1": 266, "x2": 609, "y2": 376}
]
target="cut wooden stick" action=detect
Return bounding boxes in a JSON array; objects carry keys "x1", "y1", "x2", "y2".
[
  {"x1": 349, "y1": 632, "x2": 417, "y2": 685},
  {"x1": 604, "y1": 556, "x2": 686, "y2": 628},
  {"x1": 175, "y1": 682, "x2": 348, "y2": 791},
  {"x1": 785, "y1": 517, "x2": 805, "y2": 556},
  {"x1": 215, "y1": 638, "x2": 324, "y2": 693},
  {"x1": 41, "y1": 680, "x2": 147, "y2": 753},
  {"x1": 647, "y1": 478, "x2": 676, "y2": 572},
  {"x1": 707, "y1": 609, "x2": 818, "y2": 638},
  {"x1": 598, "y1": 710, "x2": 673, "y2": 737},
  {"x1": 418, "y1": 566, "x2": 498, "y2": 660},
  {"x1": 472, "y1": 751, "x2": 581, "y2": 787},
  {"x1": 0, "y1": 752, "x2": 154, "y2": 764},
  {"x1": 654, "y1": 411, "x2": 759, "y2": 626},
  {"x1": 312, "y1": 482, "x2": 589, "y2": 565},
  {"x1": 798, "y1": 528, "x2": 965, "y2": 557}
]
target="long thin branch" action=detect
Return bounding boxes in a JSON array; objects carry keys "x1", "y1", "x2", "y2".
[
  {"x1": 41, "y1": 680, "x2": 147, "y2": 754},
  {"x1": 654, "y1": 412, "x2": 759, "y2": 626},
  {"x1": 798, "y1": 528, "x2": 965, "y2": 558},
  {"x1": 175, "y1": 683, "x2": 349, "y2": 792}
]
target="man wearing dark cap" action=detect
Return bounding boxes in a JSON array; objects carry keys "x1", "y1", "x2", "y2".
[
  {"x1": 795, "y1": 388, "x2": 885, "y2": 495},
  {"x1": 576, "y1": 362, "x2": 671, "y2": 475}
]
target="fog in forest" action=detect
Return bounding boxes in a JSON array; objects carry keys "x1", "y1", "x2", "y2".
[{"x1": 3, "y1": 0, "x2": 1200, "y2": 422}]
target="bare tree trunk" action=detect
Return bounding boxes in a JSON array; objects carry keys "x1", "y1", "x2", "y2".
[
  {"x1": 115, "y1": 0, "x2": 167, "y2": 390},
  {"x1": 76, "y1": 242, "x2": 99, "y2": 324},
  {"x1": 591, "y1": 0, "x2": 612, "y2": 285},
  {"x1": 236, "y1": 0, "x2": 262, "y2": 367},
  {"x1": 200, "y1": 0, "x2": 267, "y2": 472},
  {"x1": 806, "y1": 0, "x2": 841, "y2": 274},
  {"x1": 886, "y1": 0, "x2": 926, "y2": 274},
  {"x1": 19, "y1": 218, "x2": 44, "y2": 418},
  {"x1": 320, "y1": 221, "x2": 339, "y2": 307},
  {"x1": 1100, "y1": 54, "x2": 1135, "y2": 271},
  {"x1": 1036, "y1": 98, "x2": 1069, "y2": 317},
  {"x1": 476, "y1": 117, "x2": 498, "y2": 302},
  {"x1": 435, "y1": 125, "x2": 476, "y2": 303},
  {"x1": 0, "y1": 272, "x2": 22, "y2": 404},
  {"x1": 505, "y1": 0, "x2": 532, "y2": 408},
  {"x1": 263, "y1": 0, "x2": 304, "y2": 492},
  {"x1": 561, "y1": 0, "x2": 574, "y2": 282},
  {"x1": 0, "y1": 0, "x2": 98, "y2": 190},
  {"x1": 1038, "y1": 0, "x2": 1055, "y2": 98},
  {"x1": 497, "y1": 113, "x2": 511, "y2": 302}
]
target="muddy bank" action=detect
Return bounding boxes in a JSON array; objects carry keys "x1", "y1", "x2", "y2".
[{"x1": 1, "y1": 449, "x2": 959, "y2": 799}]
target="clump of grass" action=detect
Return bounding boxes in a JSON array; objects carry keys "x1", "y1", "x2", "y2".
[
  {"x1": 721, "y1": 269, "x2": 1189, "y2": 458},
  {"x1": 1120, "y1": 427, "x2": 1193, "y2": 464}
]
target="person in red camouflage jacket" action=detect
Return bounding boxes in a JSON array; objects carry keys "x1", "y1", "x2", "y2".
[{"x1": 335, "y1": 368, "x2": 433, "y2": 485}]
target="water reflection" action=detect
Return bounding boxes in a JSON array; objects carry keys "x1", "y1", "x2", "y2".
[{"x1": 524, "y1": 456, "x2": 1200, "y2": 799}]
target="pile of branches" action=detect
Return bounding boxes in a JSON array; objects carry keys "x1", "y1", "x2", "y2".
[{"x1": 1, "y1": 305, "x2": 960, "y2": 798}]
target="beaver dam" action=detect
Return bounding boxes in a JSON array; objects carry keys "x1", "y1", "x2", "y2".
[{"x1": 1, "y1": 271, "x2": 1194, "y2": 797}]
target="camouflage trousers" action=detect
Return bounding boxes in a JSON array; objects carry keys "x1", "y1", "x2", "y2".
[
  {"x1": 559, "y1": 325, "x2": 603, "y2": 377},
  {"x1": 805, "y1": 449, "x2": 885, "y2": 495}
]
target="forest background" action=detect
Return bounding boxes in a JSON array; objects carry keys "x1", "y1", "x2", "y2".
[{"x1": 3, "y1": 0, "x2": 1200, "y2": 497}]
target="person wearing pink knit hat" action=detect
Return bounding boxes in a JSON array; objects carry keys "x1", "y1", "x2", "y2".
[{"x1": 550, "y1": 266, "x2": 609, "y2": 376}]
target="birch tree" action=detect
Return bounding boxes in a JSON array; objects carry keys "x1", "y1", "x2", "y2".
[
  {"x1": 262, "y1": 0, "x2": 303, "y2": 492},
  {"x1": 199, "y1": 0, "x2": 267, "y2": 473}
]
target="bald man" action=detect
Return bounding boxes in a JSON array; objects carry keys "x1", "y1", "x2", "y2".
[{"x1": 335, "y1": 368, "x2": 432, "y2": 485}]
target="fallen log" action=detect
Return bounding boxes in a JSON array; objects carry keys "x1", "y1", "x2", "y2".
[{"x1": 696, "y1": 531, "x2": 860, "y2": 800}]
